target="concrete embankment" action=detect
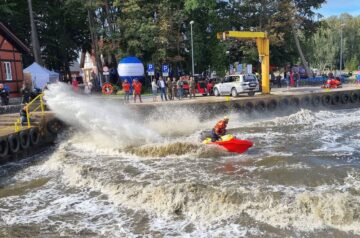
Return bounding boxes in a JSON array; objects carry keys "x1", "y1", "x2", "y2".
[
  {"x1": 0, "y1": 112, "x2": 63, "y2": 163},
  {"x1": 129, "y1": 85, "x2": 360, "y2": 118}
]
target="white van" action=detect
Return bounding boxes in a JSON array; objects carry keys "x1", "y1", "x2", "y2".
[{"x1": 213, "y1": 74, "x2": 259, "y2": 97}]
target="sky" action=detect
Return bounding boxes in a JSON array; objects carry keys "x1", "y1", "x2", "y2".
[{"x1": 317, "y1": 0, "x2": 360, "y2": 17}]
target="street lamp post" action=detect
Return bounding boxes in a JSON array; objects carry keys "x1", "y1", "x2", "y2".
[
  {"x1": 226, "y1": 51, "x2": 230, "y2": 74},
  {"x1": 340, "y1": 23, "x2": 346, "y2": 75},
  {"x1": 190, "y1": 20, "x2": 194, "y2": 76}
]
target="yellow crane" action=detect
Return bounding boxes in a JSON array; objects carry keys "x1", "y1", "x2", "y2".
[{"x1": 217, "y1": 31, "x2": 270, "y2": 94}]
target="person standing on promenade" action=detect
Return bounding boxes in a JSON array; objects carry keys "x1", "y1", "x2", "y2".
[
  {"x1": 20, "y1": 103, "x2": 28, "y2": 125},
  {"x1": 151, "y1": 79, "x2": 158, "y2": 102},
  {"x1": 189, "y1": 76, "x2": 196, "y2": 99},
  {"x1": 157, "y1": 76, "x2": 167, "y2": 101},
  {"x1": 132, "y1": 79, "x2": 143, "y2": 103},
  {"x1": 122, "y1": 79, "x2": 131, "y2": 103},
  {"x1": 0, "y1": 84, "x2": 9, "y2": 105},
  {"x1": 172, "y1": 77, "x2": 177, "y2": 100},
  {"x1": 276, "y1": 75, "x2": 282, "y2": 88},
  {"x1": 72, "y1": 78, "x2": 79, "y2": 92},
  {"x1": 21, "y1": 83, "x2": 31, "y2": 104},
  {"x1": 290, "y1": 70, "x2": 294, "y2": 87},
  {"x1": 166, "y1": 77, "x2": 173, "y2": 100},
  {"x1": 176, "y1": 78, "x2": 183, "y2": 100}
]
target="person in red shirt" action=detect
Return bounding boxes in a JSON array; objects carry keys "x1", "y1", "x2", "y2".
[
  {"x1": 211, "y1": 116, "x2": 229, "y2": 142},
  {"x1": 132, "y1": 78, "x2": 143, "y2": 103},
  {"x1": 72, "y1": 78, "x2": 79, "y2": 92},
  {"x1": 290, "y1": 70, "x2": 295, "y2": 87},
  {"x1": 122, "y1": 79, "x2": 130, "y2": 103},
  {"x1": 334, "y1": 77, "x2": 342, "y2": 88}
]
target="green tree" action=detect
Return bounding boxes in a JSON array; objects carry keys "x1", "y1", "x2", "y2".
[
  {"x1": 0, "y1": 0, "x2": 91, "y2": 79},
  {"x1": 306, "y1": 20, "x2": 338, "y2": 71},
  {"x1": 307, "y1": 14, "x2": 360, "y2": 73},
  {"x1": 27, "y1": 0, "x2": 43, "y2": 66}
]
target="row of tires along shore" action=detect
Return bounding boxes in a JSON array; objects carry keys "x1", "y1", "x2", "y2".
[
  {"x1": 0, "y1": 118, "x2": 63, "y2": 160},
  {"x1": 200, "y1": 90, "x2": 360, "y2": 115}
]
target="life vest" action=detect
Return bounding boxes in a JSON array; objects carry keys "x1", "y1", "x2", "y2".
[
  {"x1": 133, "y1": 82, "x2": 142, "y2": 94},
  {"x1": 122, "y1": 82, "x2": 130, "y2": 92},
  {"x1": 214, "y1": 120, "x2": 227, "y2": 135}
]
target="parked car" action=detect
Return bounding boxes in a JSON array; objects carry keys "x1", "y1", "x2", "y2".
[{"x1": 213, "y1": 74, "x2": 259, "y2": 97}]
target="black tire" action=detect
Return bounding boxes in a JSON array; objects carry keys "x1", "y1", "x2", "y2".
[
  {"x1": 215, "y1": 104, "x2": 229, "y2": 114},
  {"x1": 278, "y1": 98, "x2": 289, "y2": 109},
  {"x1": 322, "y1": 95, "x2": 331, "y2": 106},
  {"x1": 8, "y1": 134, "x2": 20, "y2": 154},
  {"x1": 350, "y1": 92, "x2": 358, "y2": 103},
  {"x1": 341, "y1": 93, "x2": 350, "y2": 104},
  {"x1": 244, "y1": 102, "x2": 254, "y2": 113},
  {"x1": 266, "y1": 100, "x2": 277, "y2": 111},
  {"x1": 255, "y1": 101, "x2": 266, "y2": 111},
  {"x1": 289, "y1": 97, "x2": 300, "y2": 108},
  {"x1": 30, "y1": 128, "x2": 40, "y2": 145},
  {"x1": 232, "y1": 102, "x2": 242, "y2": 111},
  {"x1": 47, "y1": 118, "x2": 64, "y2": 135},
  {"x1": 0, "y1": 137, "x2": 9, "y2": 158},
  {"x1": 231, "y1": 88, "x2": 238, "y2": 97},
  {"x1": 331, "y1": 94, "x2": 341, "y2": 105},
  {"x1": 300, "y1": 96, "x2": 311, "y2": 108},
  {"x1": 214, "y1": 88, "x2": 220, "y2": 97},
  {"x1": 311, "y1": 95, "x2": 321, "y2": 107},
  {"x1": 248, "y1": 91, "x2": 255, "y2": 97},
  {"x1": 19, "y1": 130, "x2": 30, "y2": 149}
]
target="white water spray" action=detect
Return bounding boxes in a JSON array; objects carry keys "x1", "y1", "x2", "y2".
[{"x1": 44, "y1": 83, "x2": 161, "y2": 147}]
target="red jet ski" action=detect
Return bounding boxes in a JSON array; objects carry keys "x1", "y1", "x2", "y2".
[{"x1": 202, "y1": 134, "x2": 253, "y2": 154}]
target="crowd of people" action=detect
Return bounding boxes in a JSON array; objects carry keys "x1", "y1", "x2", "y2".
[
  {"x1": 265, "y1": 69, "x2": 302, "y2": 89},
  {"x1": 265, "y1": 69, "x2": 348, "y2": 89},
  {"x1": 1, "y1": 69, "x2": 350, "y2": 108},
  {"x1": 149, "y1": 76, "x2": 196, "y2": 102},
  {"x1": 118, "y1": 76, "x2": 197, "y2": 103}
]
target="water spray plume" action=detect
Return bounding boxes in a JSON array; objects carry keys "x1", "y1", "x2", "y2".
[{"x1": 44, "y1": 83, "x2": 161, "y2": 147}]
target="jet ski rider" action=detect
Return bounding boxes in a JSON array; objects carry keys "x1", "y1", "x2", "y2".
[{"x1": 211, "y1": 116, "x2": 229, "y2": 142}]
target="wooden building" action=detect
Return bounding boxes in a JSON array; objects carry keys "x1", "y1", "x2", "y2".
[{"x1": 0, "y1": 22, "x2": 30, "y2": 96}]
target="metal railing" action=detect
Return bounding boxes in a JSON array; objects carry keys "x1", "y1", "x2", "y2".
[{"x1": 14, "y1": 93, "x2": 45, "y2": 132}]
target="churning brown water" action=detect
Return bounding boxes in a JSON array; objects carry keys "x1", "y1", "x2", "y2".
[{"x1": 0, "y1": 84, "x2": 360, "y2": 237}]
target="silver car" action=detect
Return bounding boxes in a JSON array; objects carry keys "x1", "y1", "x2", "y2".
[{"x1": 213, "y1": 74, "x2": 259, "y2": 97}]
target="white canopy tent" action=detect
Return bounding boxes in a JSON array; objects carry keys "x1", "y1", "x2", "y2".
[{"x1": 23, "y1": 62, "x2": 59, "y2": 89}]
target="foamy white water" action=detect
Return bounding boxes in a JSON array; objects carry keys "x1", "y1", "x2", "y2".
[{"x1": 1, "y1": 84, "x2": 360, "y2": 237}]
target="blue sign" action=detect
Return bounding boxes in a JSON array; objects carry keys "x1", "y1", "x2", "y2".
[
  {"x1": 147, "y1": 64, "x2": 155, "y2": 76},
  {"x1": 162, "y1": 64, "x2": 169, "y2": 76},
  {"x1": 237, "y1": 64, "x2": 243, "y2": 73},
  {"x1": 147, "y1": 64, "x2": 154, "y2": 71}
]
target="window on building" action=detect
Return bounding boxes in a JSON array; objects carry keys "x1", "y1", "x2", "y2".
[{"x1": 4, "y1": 62, "x2": 12, "y2": 81}]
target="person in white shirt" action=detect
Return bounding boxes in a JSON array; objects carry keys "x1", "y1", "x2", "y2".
[
  {"x1": 157, "y1": 76, "x2": 168, "y2": 101},
  {"x1": 151, "y1": 79, "x2": 158, "y2": 102}
]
